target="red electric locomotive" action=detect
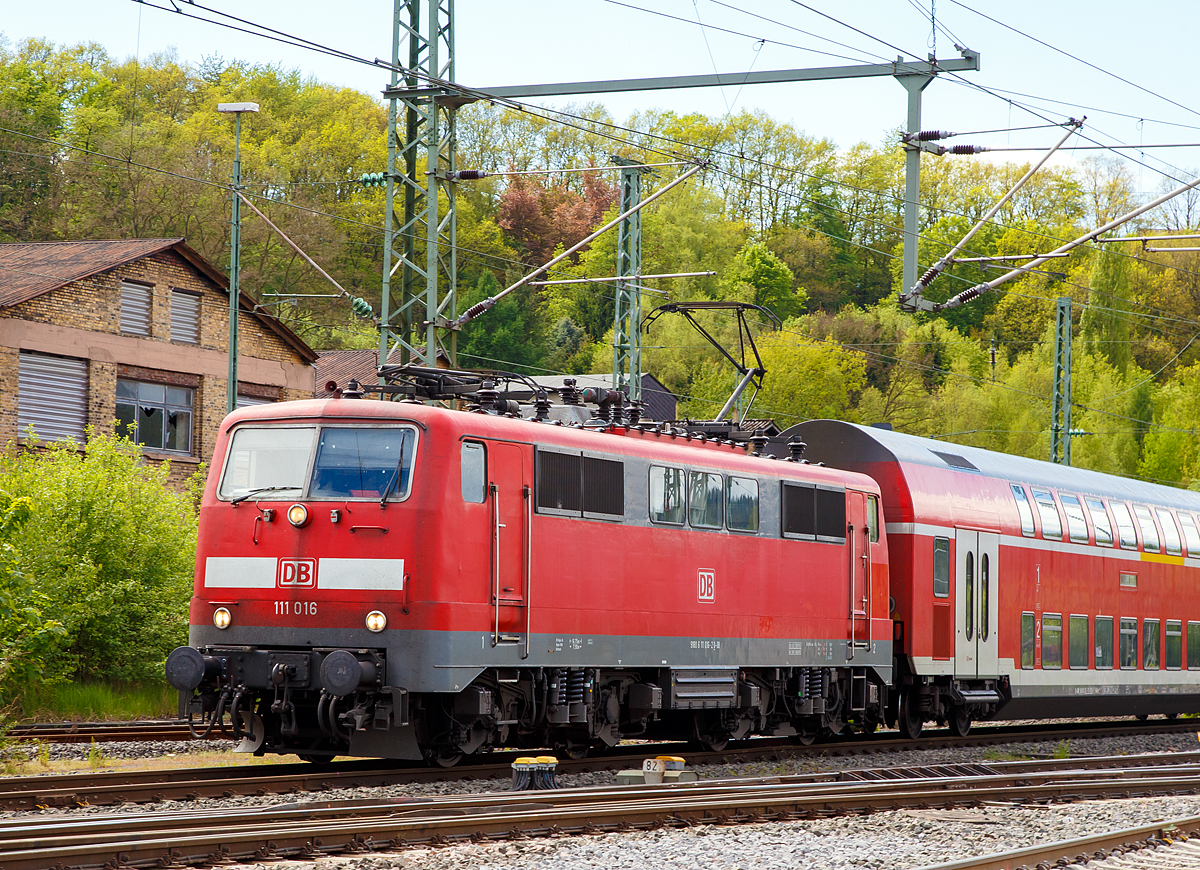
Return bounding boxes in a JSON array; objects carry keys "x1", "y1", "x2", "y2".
[
  {"x1": 166, "y1": 389, "x2": 893, "y2": 763},
  {"x1": 791, "y1": 420, "x2": 1200, "y2": 737}
]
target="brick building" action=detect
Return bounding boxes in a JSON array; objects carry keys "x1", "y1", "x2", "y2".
[{"x1": 0, "y1": 238, "x2": 317, "y2": 485}]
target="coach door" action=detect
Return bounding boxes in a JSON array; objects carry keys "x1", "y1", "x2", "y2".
[
  {"x1": 488, "y1": 442, "x2": 531, "y2": 649},
  {"x1": 954, "y1": 529, "x2": 1000, "y2": 677}
]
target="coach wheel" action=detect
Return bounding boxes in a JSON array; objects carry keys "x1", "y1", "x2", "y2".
[
  {"x1": 564, "y1": 742, "x2": 590, "y2": 760},
  {"x1": 790, "y1": 724, "x2": 819, "y2": 745},
  {"x1": 855, "y1": 719, "x2": 879, "y2": 735},
  {"x1": 949, "y1": 707, "x2": 971, "y2": 737},
  {"x1": 431, "y1": 748, "x2": 464, "y2": 768},
  {"x1": 899, "y1": 690, "x2": 924, "y2": 740}
]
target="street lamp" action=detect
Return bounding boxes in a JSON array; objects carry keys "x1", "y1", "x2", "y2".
[{"x1": 217, "y1": 101, "x2": 260, "y2": 414}]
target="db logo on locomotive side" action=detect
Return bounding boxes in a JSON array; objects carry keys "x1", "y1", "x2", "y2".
[
  {"x1": 697, "y1": 569, "x2": 715, "y2": 603},
  {"x1": 278, "y1": 559, "x2": 317, "y2": 587}
]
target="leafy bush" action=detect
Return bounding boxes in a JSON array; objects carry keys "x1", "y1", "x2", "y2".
[{"x1": 0, "y1": 430, "x2": 198, "y2": 700}]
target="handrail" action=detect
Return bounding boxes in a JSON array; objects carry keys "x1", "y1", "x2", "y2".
[{"x1": 523, "y1": 485, "x2": 532, "y2": 660}]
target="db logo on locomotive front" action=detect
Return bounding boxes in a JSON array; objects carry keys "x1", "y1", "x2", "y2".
[{"x1": 278, "y1": 559, "x2": 317, "y2": 588}]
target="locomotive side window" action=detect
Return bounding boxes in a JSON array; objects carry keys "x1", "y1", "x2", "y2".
[
  {"x1": 1011, "y1": 485, "x2": 1036, "y2": 536},
  {"x1": 1143, "y1": 619, "x2": 1161, "y2": 670},
  {"x1": 1180, "y1": 513, "x2": 1200, "y2": 556},
  {"x1": 1133, "y1": 505, "x2": 1160, "y2": 553},
  {"x1": 1059, "y1": 494, "x2": 1089, "y2": 544},
  {"x1": 649, "y1": 466, "x2": 686, "y2": 525},
  {"x1": 310, "y1": 428, "x2": 415, "y2": 500},
  {"x1": 218, "y1": 426, "x2": 315, "y2": 500},
  {"x1": 1119, "y1": 618, "x2": 1138, "y2": 669},
  {"x1": 1085, "y1": 498, "x2": 1114, "y2": 547},
  {"x1": 1166, "y1": 620, "x2": 1183, "y2": 670},
  {"x1": 461, "y1": 443, "x2": 486, "y2": 503},
  {"x1": 582, "y1": 456, "x2": 624, "y2": 518},
  {"x1": 1155, "y1": 508, "x2": 1182, "y2": 556},
  {"x1": 781, "y1": 483, "x2": 816, "y2": 538},
  {"x1": 1110, "y1": 502, "x2": 1138, "y2": 550},
  {"x1": 1041, "y1": 614, "x2": 1063, "y2": 669},
  {"x1": 688, "y1": 471, "x2": 723, "y2": 529},
  {"x1": 536, "y1": 451, "x2": 582, "y2": 514},
  {"x1": 1031, "y1": 489, "x2": 1063, "y2": 540},
  {"x1": 1068, "y1": 615, "x2": 1089, "y2": 669},
  {"x1": 1095, "y1": 616, "x2": 1114, "y2": 669},
  {"x1": 726, "y1": 476, "x2": 759, "y2": 532},
  {"x1": 1189, "y1": 622, "x2": 1200, "y2": 669},
  {"x1": 866, "y1": 495, "x2": 880, "y2": 542},
  {"x1": 814, "y1": 487, "x2": 847, "y2": 541},
  {"x1": 933, "y1": 537, "x2": 950, "y2": 598},
  {"x1": 1020, "y1": 612, "x2": 1035, "y2": 668}
]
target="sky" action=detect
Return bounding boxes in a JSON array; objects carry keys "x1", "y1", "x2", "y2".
[{"x1": 4, "y1": 0, "x2": 1200, "y2": 195}]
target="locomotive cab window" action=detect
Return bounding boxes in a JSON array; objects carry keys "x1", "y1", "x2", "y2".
[
  {"x1": 1059, "y1": 494, "x2": 1089, "y2": 544},
  {"x1": 1069, "y1": 615, "x2": 1089, "y2": 669},
  {"x1": 1166, "y1": 620, "x2": 1183, "y2": 670},
  {"x1": 219, "y1": 426, "x2": 316, "y2": 500},
  {"x1": 1143, "y1": 619, "x2": 1161, "y2": 670},
  {"x1": 1110, "y1": 502, "x2": 1138, "y2": 550},
  {"x1": 726, "y1": 476, "x2": 759, "y2": 532},
  {"x1": 866, "y1": 495, "x2": 880, "y2": 542},
  {"x1": 1119, "y1": 618, "x2": 1138, "y2": 669},
  {"x1": 1156, "y1": 508, "x2": 1182, "y2": 556},
  {"x1": 1180, "y1": 513, "x2": 1200, "y2": 557},
  {"x1": 1011, "y1": 485, "x2": 1036, "y2": 536},
  {"x1": 688, "y1": 471, "x2": 723, "y2": 529},
  {"x1": 649, "y1": 465, "x2": 686, "y2": 525},
  {"x1": 1031, "y1": 489, "x2": 1063, "y2": 540},
  {"x1": 933, "y1": 537, "x2": 950, "y2": 599},
  {"x1": 1042, "y1": 613, "x2": 1063, "y2": 669},
  {"x1": 1085, "y1": 498, "x2": 1114, "y2": 547},
  {"x1": 1133, "y1": 505, "x2": 1160, "y2": 553},
  {"x1": 310, "y1": 427, "x2": 416, "y2": 501},
  {"x1": 1095, "y1": 617, "x2": 1114, "y2": 669},
  {"x1": 461, "y1": 442, "x2": 486, "y2": 503}
]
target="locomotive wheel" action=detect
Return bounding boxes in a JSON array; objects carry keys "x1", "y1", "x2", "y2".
[
  {"x1": 564, "y1": 742, "x2": 590, "y2": 760},
  {"x1": 948, "y1": 707, "x2": 971, "y2": 737},
  {"x1": 432, "y1": 749, "x2": 464, "y2": 768},
  {"x1": 297, "y1": 753, "x2": 336, "y2": 764},
  {"x1": 898, "y1": 690, "x2": 924, "y2": 740},
  {"x1": 855, "y1": 719, "x2": 879, "y2": 735}
]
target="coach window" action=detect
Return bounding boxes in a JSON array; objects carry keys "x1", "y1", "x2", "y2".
[
  {"x1": 1060, "y1": 494, "x2": 1089, "y2": 544},
  {"x1": 1085, "y1": 498, "x2": 1114, "y2": 547},
  {"x1": 1068, "y1": 615, "x2": 1090, "y2": 669},
  {"x1": 1180, "y1": 513, "x2": 1200, "y2": 557},
  {"x1": 980, "y1": 554, "x2": 990, "y2": 641},
  {"x1": 1031, "y1": 489, "x2": 1063, "y2": 541},
  {"x1": 1011, "y1": 485, "x2": 1036, "y2": 536},
  {"x1": 933, "y1": 537, "x2": 950, "y2": 599},
  {"x1": 1143, "y1": 619, "x2": 1161, "y2": 670},
  {"x1": 1119, "y1": 571, "x2": 1137, "y2": 589},
  {"x1": 726, "y1": 476, "x2": 759, "y2": 532},
  {"x1": 649, "y1": 466, "x2": 686, "y2": 525},
  {"x1": 1021, "y1": 613, "x2": 1036, "y2": 668},
  {"x1": 866, "y1": 495, "x2": 880, "y2": 542},
  {"x1": 461, "y1": 443, "x2": 486, "y2": 503},
  {"x1": 1119, "y1": 618, "x2": 1138, "y2": 669},
  {"x1": 1166, "y1": 620, "x2": 1183, "y2": 670},
  {"x1": 964, "y1": 553, "x2": 975, "y2": 641},
  {"x1": 1095, "y1": 616, "x2": 1114, "y2": 669},
  {"x1": 688, "y1": 471, "x2": 723, "y2": 529},
  {"x1": 1110, "y1": 502, "x2": 1138, "y2": 550},
  {"x1": 1156, "y1": 508, "x2": 1182, "y2": 556},
  {"x1": 1189, "y1": 622, "x2": 1200, "y2": 669},
  {"x1": 1133, "y1": 505, "x2": 1160, "y2": 553},
  {"x1": 1042, "y1": 614, "x2": 1063, "y2": 669}
]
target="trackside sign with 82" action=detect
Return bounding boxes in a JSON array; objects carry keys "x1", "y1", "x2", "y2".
[
  {"x1": 697, "y1": 569, "x2": 715, "y2": 603},
  {"x1": 279, "y1": 559, "x2": 316, "y2": 587}
]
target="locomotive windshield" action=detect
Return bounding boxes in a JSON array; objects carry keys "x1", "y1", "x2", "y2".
[{"x1": 218, "y1": 425, "x2": 417, "y2": 501}]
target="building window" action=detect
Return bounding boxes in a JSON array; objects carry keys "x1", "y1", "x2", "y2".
[
  {"x1": 120, "y1": 281, "x2": 153, "y2": 335},
  {"x1": 236, "y1": 394, "x2": 274, "y2": 409},
  {"x1": 170, "y1": 290, "x2": 201, "y2": 343},
  {"x1": 17, "y1": 352, "x2": 88, "y2": 443},
  {"x1": 116, "y1": 379, "x2": 193, "y2": 453}
]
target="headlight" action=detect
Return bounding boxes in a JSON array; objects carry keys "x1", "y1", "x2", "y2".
[
  {"x1": 213, "y1": 607, "x2": 232, "y2": 630},
  {"x1": 366, "y1": 610, "x2": 387, "y2": 633},
  {"x1": 287, "y1": 503, "x2": 310, "y2": 527}
]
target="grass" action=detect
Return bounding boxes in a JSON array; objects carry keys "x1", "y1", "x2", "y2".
[
  {"x1": 0, "y1": 747, "x2": 308, "y2": 778},
  {"x1": 15, "y1": 682, "x2": 178, "y2": 722}
]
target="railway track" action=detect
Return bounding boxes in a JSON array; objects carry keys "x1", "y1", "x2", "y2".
[
  {"x1": 7, "y1": 754, "x2": 1200, "y2": 870},
  {"x1": 2, "y1": 717, "x2": 1196, "y2": 811},
  {"x1": 5, "y1": 721, "x2": 198, "y2": 744}
]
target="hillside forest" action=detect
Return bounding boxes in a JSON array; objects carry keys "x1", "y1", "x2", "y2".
[{"x1": 7, "y1": 38, "x2": 1200, "y2": 489}]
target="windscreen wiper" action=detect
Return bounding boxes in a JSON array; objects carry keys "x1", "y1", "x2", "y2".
[
  {"x1": 379, "y1": 432, "x2": 411, "y2": 508},
  {"x1": 230, "y1": 485, "x2": 302, "y2": 505}
]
